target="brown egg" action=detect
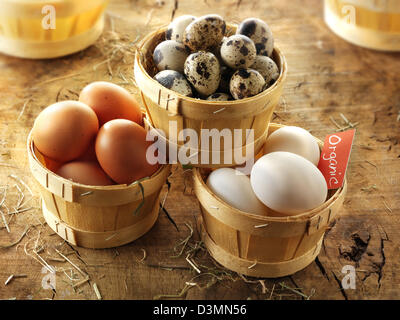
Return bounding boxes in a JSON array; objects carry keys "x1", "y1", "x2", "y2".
[
  {"x1": 95, "y1": 119, "x2": 160, "y2": 185},
  {"x1": 44, "y1": 156, "x2": 63, "y2": 173},
  {"x1": 32, "y1": 101, "x2": 99, "y2": 162},
  {"x1": 78, "y1": 139, "x2": 97, "y2": 162},
  {"x1": 79, "y1": 81, "x2": 143, "y2": 126},
  {"x1": 33, "y1": 144, "x2": 64, "y2": 172},
  {"x1": 56, "y1": 161, "x2": 114, "y2": 186}
]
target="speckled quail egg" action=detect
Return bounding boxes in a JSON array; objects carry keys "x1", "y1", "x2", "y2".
[
  {"x1": 212, "y1": 36, "x2": 227, "y2": 63},
  {"x1": 166, "y1": 15, "x2": 196, "y2": 43},
  {"x1": 184, "y1": 51, "x2": 221, "y2": 96},
  {"x1": 183, "y1": 14, "x2": 226, "y2": 51},
  {"x1": 251, "y1": 55, "x2": 279, "y2": 87},
  {"x1": 218, "y1": 65, "x2": 235, "y2": 93},
  {"x1": 220, "y1": 34, "x2": 257, "y2": 69},
  {"x1": 206, "y1": 93, "x2": 231, "y2": 101},
  {"x1": 236, "y1": 18, "x2": 274, "y2": 57},
  {"x1": 230, "y1": 68, "x2": 265, "y2": 100},
  {"x1": 153, "y1": 40, "x2": 189, "y2": 73},
  {"x1": 154, "y1": 70, "x2": 193, "y2": 96}
]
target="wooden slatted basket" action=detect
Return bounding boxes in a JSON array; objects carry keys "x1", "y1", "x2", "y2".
[
  {"x1": 0, "y1": 0, "x2": 108, "y2": 59},
  {"x1": 324, "y1": 0, "x2": 400, "y2": 51},
  {"x1": 193, "y1": 123, "x2": 347, "y2": 278},
  {"x1": 27, "y1": 131, "x2": 171, "y2": 249},
  {"x1": 134, "y1": 24, "x2": 287, "y2": 168}
]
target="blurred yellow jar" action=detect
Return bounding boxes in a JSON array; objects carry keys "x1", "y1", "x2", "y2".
[
  {"x1": 324, "y1": 0, "x2": 400, "y2": 51},
  {"x1": 0, "y1": 0, "x2": 109, "y2": 59}
]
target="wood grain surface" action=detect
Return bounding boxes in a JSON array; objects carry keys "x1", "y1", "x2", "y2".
[{"x1": 0, "y1": 0, "x2": 399, "y2": 300}]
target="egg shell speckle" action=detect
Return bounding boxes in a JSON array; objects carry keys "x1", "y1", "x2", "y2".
[
  {"x1": 184, "y1": 51, "x2": 221, "y2": 96},
  {"x1": 206, "y1": 92, "x2": 231, "y2": 101},
  {"x1": 220, "y1": 34, "x2": 257, "y2": 69},
  {"x1": 237, "y1": 18, "x2": 274, "y2": 57},
  {"x1": 166, "y1": 15, "x2": 196, "y2": 43},
  {"x1": 153, "y1": 40, "x2": 189, "y2": 73},
  {"x1": 211, "y1": 36, "x2": 227, "y2": 64},
  {"x1": 230, "y1": 68, "x2": 265, "y2": 100},
  {"x1": 154, "y1": 70, "x2": 193, "y2": 96},
  {"x1": 251, "y1": 55, "x2": 279, "y2": 87},
  {"x1": 183, "y1": 14, "x2": 226, "y2": 51},
  {"x1": 218, "y1": 65, "x2": 235, "y2": 93}
]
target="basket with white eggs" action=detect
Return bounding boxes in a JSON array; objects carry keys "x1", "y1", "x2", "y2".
[
  {"x1": 134, "y1": 14, "x2": 287, "y2": 167},
  {"x1": 193, "y1": 123, "x2": 347, "y2": 278}
]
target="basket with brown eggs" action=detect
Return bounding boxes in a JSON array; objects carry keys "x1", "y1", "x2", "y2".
[{"x1": 27, "y1": 82, "x2": 171, "y2": 249}]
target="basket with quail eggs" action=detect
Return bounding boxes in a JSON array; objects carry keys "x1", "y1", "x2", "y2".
[{"x1": 134, "y1": 14, "x2": 287, "y2": 168}]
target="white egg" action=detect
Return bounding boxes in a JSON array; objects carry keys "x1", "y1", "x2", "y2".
[
  {"x1": 207, "y1": 168, "x2": 268, "y2": 215},
  {"x1": 250, "y1": 152, "x2": 328, "y2": 215},
  {"x1": 263, "y1": 126, "x2": 321, "y2": 165}
]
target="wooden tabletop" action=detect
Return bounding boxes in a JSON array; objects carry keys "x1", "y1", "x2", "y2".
[{"x1": 0, "y1": 0, "x2": 399, "y2": 300}]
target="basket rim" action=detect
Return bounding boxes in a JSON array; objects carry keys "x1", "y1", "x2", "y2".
[
  {"x1": 135, "y1": 24, "x2": 288, "y2": 106},
  {"x1": 26, "y1": 129, "x2": 170, "y2": 192},
  {"x1": 143, "y1": 116, "x2": 269, "y2": 152},
  {"x1": 193, "y1": 123, "x2": 347, "y2": 223}
]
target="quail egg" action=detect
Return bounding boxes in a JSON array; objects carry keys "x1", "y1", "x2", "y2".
[
  {"x1": 220, "y1": 34, "x2": 257, "y2": 69},
  {"x1": 153, "y1": 40, "x2": 189, "y2": 73},
  {"x1": 230, "y1": 68, "x2": 265, "y2": 100},
  {"x1": 206, "y1": 93, "x2": 231, "y2": 101},
  {"x1": 183, "y1": 14, "x2": 226, "y2": 51},
  {"x1": 237, "y1": 18, "x2": 274, "y2": 57},
  {"x1": 212, "y1": 36, "x2": 227, "y2": 63},
  {"x1": 166, "y1": 15, "x2": 196, "y2": 43},
  {"x1": 184, "y1": 51, "x2": 221, "y2": 96},
  {"x1": 251, "y1": 55, "x2": 279, "y2": 87},
  {"x1": 218, "y1": 65, "x2": 235, "y2": 93},
  {"x1": 154, "y1": 70, "x2": 193, "y2": 96}
]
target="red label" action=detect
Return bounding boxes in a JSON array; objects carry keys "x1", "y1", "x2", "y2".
[{"x1": 317, "y1": 129, "x2": 355, "y2": 190}]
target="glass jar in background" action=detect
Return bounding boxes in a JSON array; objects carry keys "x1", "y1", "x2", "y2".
[
  {"x1": 0, "y1": 0, "x2": 109, "y2": 59},
  {"x1": 324, "y1": 0, "x2": 400, "y2": 51}
]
